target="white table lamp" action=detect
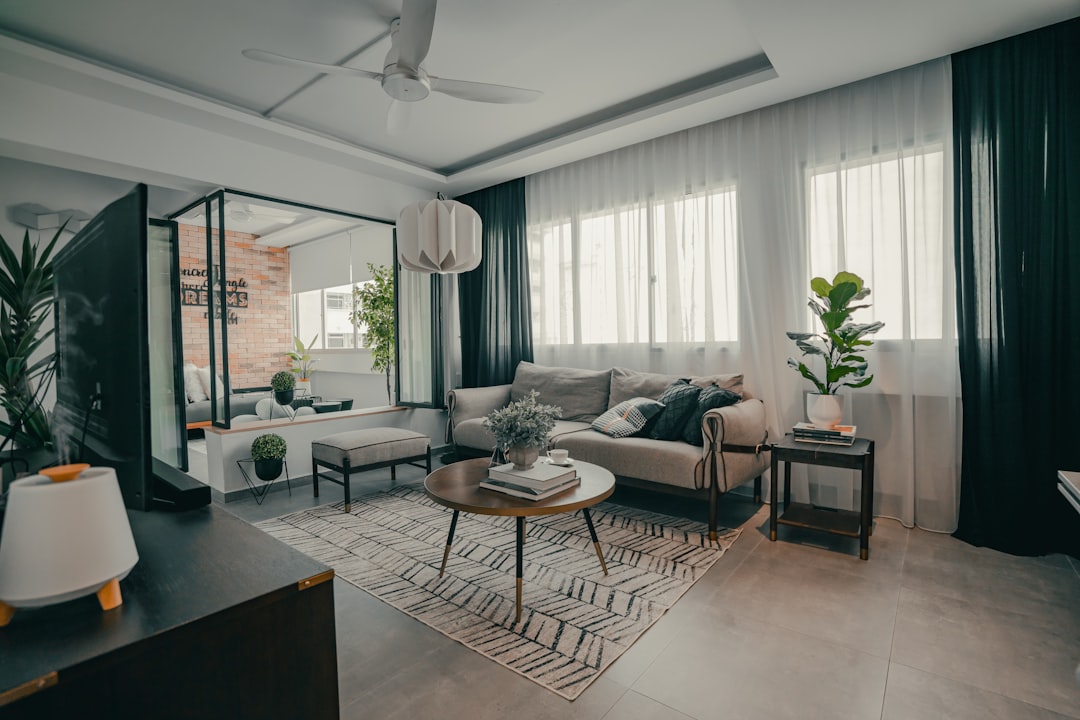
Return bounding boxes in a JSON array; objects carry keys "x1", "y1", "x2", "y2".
[{"x1": 0, "y1": 465, "x2": 139, "y2": 626}]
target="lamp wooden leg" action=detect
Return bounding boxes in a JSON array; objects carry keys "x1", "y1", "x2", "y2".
[
  {"x1": 96, "y1": 578, "x2": 123, "y2": 611},
  {"x1": 0, "y1": 600, "x2": 15, "y2": 627}
]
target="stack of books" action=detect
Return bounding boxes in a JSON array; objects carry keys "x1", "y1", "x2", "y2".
[
  {"x1": 479, "y1": 461, "x2": 580, "y2": 501},
  {"x1": 793, "y1": 422, "x2": 857, "y2": 446}
]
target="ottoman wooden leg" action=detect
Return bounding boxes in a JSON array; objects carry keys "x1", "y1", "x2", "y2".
[
  {"x1": 343, "y1": 458, "x2": 351, "y2": 513},
  {"x1": 312, "y1": 456, "x2": 319, "y2": 498}
]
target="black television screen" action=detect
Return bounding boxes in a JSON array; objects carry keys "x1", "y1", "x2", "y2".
[{"x1": 53, "y1": 184, "x2": 153, "y2": 510}]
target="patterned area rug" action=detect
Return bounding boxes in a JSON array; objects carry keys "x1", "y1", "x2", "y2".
[{"x1": 256, "y1": 487, "x2": 739, "y2": 700}]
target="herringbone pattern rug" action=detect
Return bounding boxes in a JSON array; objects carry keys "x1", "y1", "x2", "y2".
[{"x1": 257, "y1": 486, "x2": 739, "y2": 700}]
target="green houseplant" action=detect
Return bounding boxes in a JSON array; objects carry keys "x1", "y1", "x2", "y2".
[
  {"x1": 270, "y1": 370, "x2": 295, "y2": 405},
  {"x1": 483, "y1": 390, "x2": 562, "y2": 470},
  {"x1": 350, "y1": 263, "x2": 395, "y2": 404},
  {"x1": 0, "y1": 225, "x2": 64, "y2": 460},
  {"x1": 786, "y1": 271, "x2": 884, "y2": 427},
  {"x1": 251, "y1": 433, "x2": 287, "y2": 481},
  {"x1": 287, "y1": 334, "x2": 318, "y2": 381}
]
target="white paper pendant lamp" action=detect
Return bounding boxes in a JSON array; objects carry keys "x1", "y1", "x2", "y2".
[{"x1": 397, "y1": 199, "x2": 482, "y2": 274}]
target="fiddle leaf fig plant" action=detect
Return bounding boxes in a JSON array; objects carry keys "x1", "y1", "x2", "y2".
[{"x1": 786, "y1": 271, "x2": 884, "y2": 395}]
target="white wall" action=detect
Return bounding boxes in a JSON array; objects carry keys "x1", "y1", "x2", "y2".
[{"x1": 0, "y1": 157, "x2": 196, "y2": 249}]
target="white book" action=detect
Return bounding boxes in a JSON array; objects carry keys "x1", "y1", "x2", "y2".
[
  {"x1": 479, "y1": 476, "x2": 581, "y2": 501},
  {"x1": 488, "y1": 461, "x2": 576, "y2": 488}
]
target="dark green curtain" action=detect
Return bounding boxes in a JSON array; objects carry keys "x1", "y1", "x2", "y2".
[
  {"x1": 456, "y1": 178, "x2": 533, "y2": 388},
  {"x1": 952, "y1": 18, "x2": 1080, "y2": 557}
]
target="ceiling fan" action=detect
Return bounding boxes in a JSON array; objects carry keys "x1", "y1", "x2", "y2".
[{"x1": 242, "y1": 0, "x2": 542, "y2": 114}]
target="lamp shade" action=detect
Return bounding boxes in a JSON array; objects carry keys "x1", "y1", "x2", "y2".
[
  {"x1": 397, "y1": 199, "x2": 482, "y2": 274},
  {"x1": 0, "y1": 467, "x2": 138, "y2": 609}
]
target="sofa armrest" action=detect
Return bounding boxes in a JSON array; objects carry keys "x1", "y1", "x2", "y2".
[
  {"x1": 701, "y1": 398, "x2": 771, "y2": 492},
  {"x1": 446, "y1": 385, "x2": 512, "y2": 444}
]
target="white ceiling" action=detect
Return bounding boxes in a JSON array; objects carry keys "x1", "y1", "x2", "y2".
[{"x1": 0, "y1": 0, "x2": 1077, "y2": 195}]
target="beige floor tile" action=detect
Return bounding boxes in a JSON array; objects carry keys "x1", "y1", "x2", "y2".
[
  {"x1": 891, "y1": 587, "x2": 1080, "y2": 717},
  {"x1": 632, "y1": 607, "x2": 889, "y2": 720},
  {"x1": 708, "y1": 543, "x2": 901, "y2": 658},
  {"x1": 903, "y1": 529, "x2": 1080, "y2": 617},
  {"x1": 601, "y1": 691, "x2": 696, "y2": 720},
  {"x1": 882, "y1": 663, "x2": 1075, "y2": 720}
]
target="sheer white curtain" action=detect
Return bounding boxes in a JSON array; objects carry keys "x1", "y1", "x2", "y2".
[{"x1": 526, "y1": 58, "x2": 959, "y2": 531}]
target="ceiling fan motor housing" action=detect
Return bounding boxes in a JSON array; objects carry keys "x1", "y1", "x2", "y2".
[{"x1": 382, "y1": 66, "x2": 431, "y2": 102}]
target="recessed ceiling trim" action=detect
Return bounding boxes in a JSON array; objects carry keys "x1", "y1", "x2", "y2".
[
  {"x1": 261, "y1": 29, "x2": 391, "y2": 119},
  {"x1": 443, "y1": 55, "x2": 778, "y2": 194},
  {"x1": 0, "y1": 31, "x2": 447, "y2": 187}
]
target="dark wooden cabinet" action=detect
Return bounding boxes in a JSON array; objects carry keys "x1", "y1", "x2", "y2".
[{"x1": 0, "y1": 505, "x2": 338, "y2": 718}]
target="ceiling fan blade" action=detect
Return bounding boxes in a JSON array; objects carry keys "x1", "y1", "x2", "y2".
[
  {"x1": 395, "y1": 0, "x2": 436, "y2": 69},
  {"x1": 241, "y1": 48, "x2": 383, "y2": 81},
  {"x1": 428, "y1": 76, "x2": 542, "y2": 104},
  {"x1": 386, "y1": 99, "x2": 413, "y2": 136}
]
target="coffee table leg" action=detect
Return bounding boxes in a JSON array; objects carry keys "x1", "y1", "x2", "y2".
[
  {"x1": 439, "y1": 510, "x2": 459, "y2": 578},
  {"x1": 515, "y1": 516, "x2": 525, "y2": 624},
  {"x1": 582, "y1": 508, "x2": 608, "y2": 575}
]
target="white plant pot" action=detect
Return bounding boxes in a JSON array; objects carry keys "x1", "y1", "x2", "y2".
[
  {"x1": 296, "y1": 379, "x2": 312, "y2": 396},
  {"x1": 806, "y1": 393, "x2": 844, "y2": 428}
]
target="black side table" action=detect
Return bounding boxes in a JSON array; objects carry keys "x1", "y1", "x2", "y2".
[{"x1": 769, "y1": 434, "x2": 875, "y2": 560}]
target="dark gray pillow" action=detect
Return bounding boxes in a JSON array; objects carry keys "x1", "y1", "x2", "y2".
[
  {"x1": 681, "y1": 384, "x2": 742, "y2": 446},
  {"x1": 591, "y1": 397, "x2": 666, "y2": 438},
  {"x1": 648, "y1": 380, "x2": 702, "y2": 441}
]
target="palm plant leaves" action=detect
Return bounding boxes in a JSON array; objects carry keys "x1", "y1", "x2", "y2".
[{"x1": 0, "y1": 225, "x2": 63, "y2": 451}]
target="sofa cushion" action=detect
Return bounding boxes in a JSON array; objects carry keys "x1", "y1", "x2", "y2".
[
  {"x1": 552, "y1": 432, "x2": 705, "y2": 490},
  {"x1": 591, "y1": 397, "x2": 665, "y2": 438},
  {"x1": 649, "y1": 380, "x2": 702, "y2": 441},
  {"x1": 681, "y1": 384, "x2": 742, "y2": 446},
  {"x1": 510, "y1": 361, "x2": 610, "y2": 422},
  {"x1": 608, "y1": 367, "x2": 744, "y2": 408},
  {"x1": 454, "y1": 418, "x2": 591, "y2": 454}
]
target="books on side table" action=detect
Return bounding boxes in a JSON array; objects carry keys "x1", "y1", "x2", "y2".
[
  {"x1": 480, "y1": 461, "x2": 581, "y2": 501},
  {"x1": 792, "y1": 422, "x2": 857, "y2": 446}
]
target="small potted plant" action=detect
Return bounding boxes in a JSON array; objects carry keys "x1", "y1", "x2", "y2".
[
  {"x1": 482, "y1": 390, "x2": 562, "y2": 470},
  {"x1": 786, "y1": 271, "x2": 884, "y2": 428},
  {"x1": 271, "y1": 370, "x2": 296, "y2": 405},
  {"x1": 251, "y1": 433, "x2": 287, "y2": 481},
  {"x1": 287, "y1": 334, "x2": 318, "y2": 395}
]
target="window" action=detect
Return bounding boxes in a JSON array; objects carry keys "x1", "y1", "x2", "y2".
[
  {"x1": 807, "y1": 149, "x2": 947, "y2": 340},
  {"x1": 528, "y1": 188, "x2": 739, "y2": 346},
  {"x1": 292, "y1": 283, "x2": 359, "y2": 349},
  {"x1": 325, "y1": 292, "x2": 350, "y2": 310}
]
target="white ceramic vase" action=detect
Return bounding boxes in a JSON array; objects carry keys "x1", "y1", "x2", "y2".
[{"x1": 806, "y1": 393, "x2": 844, "y2": 428}]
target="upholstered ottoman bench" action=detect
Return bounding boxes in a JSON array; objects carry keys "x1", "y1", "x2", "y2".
[{"x1": 312, "y1": 428, "x2": 431, "y2": 512}]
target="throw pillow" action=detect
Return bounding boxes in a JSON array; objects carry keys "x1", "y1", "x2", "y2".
[
  {"x1": 197, "y1": 365, "x2": 225, "y2": 401},
  {"x1": 591, "y1": 397, "x2": 666, "y2": 438},
  {"x1": 184, "y1": 363, "x2": 207, "y2": 403},
  {"x1": 681, "y1": 384, "x2": 742, "y2": 446},
  {"x1": 690, "y1": 373, "x2": 744, "y2": 396},
  {"x1": 648, "y1": 380, "x2": 702, "y2": 441}
]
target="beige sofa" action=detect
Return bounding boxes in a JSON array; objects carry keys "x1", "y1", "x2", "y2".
[{"x1": 447, "y1": 362, "x2": 770, "y2": 540}]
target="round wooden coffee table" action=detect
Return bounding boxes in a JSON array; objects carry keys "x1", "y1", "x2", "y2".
[{"x1": 424, "y1": 457, "x2": 615, "y2": 624}]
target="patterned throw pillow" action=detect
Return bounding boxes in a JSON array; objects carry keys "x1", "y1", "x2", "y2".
[
  {"x1": 681, "y1": 384, "x2": 742, "y2": 446},
  {"x1": 591, "y1": 397, "x2": 666, "y2": 438},
  {"x1": 648, "y1": 380, "x2": 703, "y2": 441}
]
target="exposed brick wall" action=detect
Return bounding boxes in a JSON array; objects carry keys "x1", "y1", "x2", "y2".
[{"x1": 178, "y1": 224, "x2": 291, "y2": 390}]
